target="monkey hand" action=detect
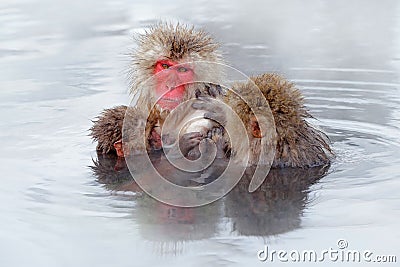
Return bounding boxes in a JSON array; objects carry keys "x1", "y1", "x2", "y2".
[
  {"x1": 179, "y1": 132, "x2": 203, "y2": 157},
  {"x1": 165, "y1": 132, "x2": 204, "y2": 159},
  {"x1": 191, "y1": 97, "x2": 227, "y2": 126},
  {"x1": 207, "y1": 127, "x2": 227, "y2": 159},
  {"x1": 195, "y1": 84, "x2": 224, "y2": 98}
]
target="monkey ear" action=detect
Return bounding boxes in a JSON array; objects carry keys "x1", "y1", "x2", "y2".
[
  {"x1": 113, "y1": 139, "x2": 125, "y2": 158},
  {"x1": 250, "y1": 117, "x2": 262, "y2": 138},
  {"x1": 114, "y1": 157, "x2": 126, "y2": 171}
]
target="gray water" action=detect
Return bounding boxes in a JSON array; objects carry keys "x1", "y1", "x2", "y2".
[{"x1": 1, "y1": 0, "x2": 399, "y2": 266}]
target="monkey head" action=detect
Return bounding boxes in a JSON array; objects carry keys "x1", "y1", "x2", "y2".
[{"x1": 129, "y1": 22, "x2": 224, "y2": 111}]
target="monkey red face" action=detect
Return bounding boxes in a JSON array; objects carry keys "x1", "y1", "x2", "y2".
[{"x1": 154, "y1": 60, "x2": 194, "y2": 110}]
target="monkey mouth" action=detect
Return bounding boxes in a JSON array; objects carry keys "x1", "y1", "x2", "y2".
[
  {"x1": 156, "y1": 98, "x2": 182, "y2": 110},
  {"x1": 160, "y1": 98, "x2": 180, "y2": 102}
]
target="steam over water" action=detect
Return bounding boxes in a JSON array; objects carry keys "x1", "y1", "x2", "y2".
[{"x1": 0, "y1": 0, "x2": 399, "y2": 266}]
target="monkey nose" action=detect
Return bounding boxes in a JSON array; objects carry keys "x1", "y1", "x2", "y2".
[
  {"x1": 166, "y1": 82, "x2": 181, "y2": 91},
  {"x1": 166, "y1": 73, "x2": 180, "y2": 87}
]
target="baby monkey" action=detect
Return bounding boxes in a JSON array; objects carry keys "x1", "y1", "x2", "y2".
[{"x1": 160, "y1": 83, "x2": 228, "y2": 160}]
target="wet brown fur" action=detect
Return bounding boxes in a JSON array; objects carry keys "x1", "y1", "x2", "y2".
[
  {"x1": 90, "y1": 106, "x2": 127, "y2": 154},
  {"x1": 226, "y1": 73, "x2": 332, "y2": 168},
  {"x1": 90, "y1": 81, "x2": 227, "y2": 157},
  {"x1": 90, "y1": 106, "x2": 165, "y2": 154}
]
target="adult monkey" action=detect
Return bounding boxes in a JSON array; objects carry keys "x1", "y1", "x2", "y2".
[
  {"x1": 90, "y1": 23, "x2": 332, "y2": 168},
  {"x1": 91, "y1": 22, "x2": 231, "y2": 159}
]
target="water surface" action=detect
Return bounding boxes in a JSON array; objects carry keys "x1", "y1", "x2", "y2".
[{"x1": 1, "y1": 0, "x2": 399, "y2": 266}]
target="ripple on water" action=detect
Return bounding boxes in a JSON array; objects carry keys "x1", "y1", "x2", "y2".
[{"x1": 288, "y1": 67, "x2": 400, "y2": 190}]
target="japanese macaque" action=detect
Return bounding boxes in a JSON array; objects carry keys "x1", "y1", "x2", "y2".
[
  {"x1": 91, "y1": 22, "x2": 226, "y2": 159},
  {"x1": 158, "y1": 84, "x2": 227, "y2": 160},
  {"x1": 225, "y1": 73, "x2": 332, "y2": 168},
  {"x1": 90, "y1": 22, "x2": 332, "y2": 168}
]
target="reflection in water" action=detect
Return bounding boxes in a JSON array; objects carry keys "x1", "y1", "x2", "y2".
[
  {"x1": 225, "y1": 166, "x2": 328, "y2": 236},
  {"x1": 136, "y1": 198, "x2": 221, "y2": 255},
  {"x1": 90, "y1": 153, "x2": 329, "y2": 254}
]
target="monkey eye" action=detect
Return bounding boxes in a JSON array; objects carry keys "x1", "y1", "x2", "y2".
[
  {"x1": 161, "y1": 63, "x2": 170, "y2": 69},
  {"x1": 177, "y1": 66, "x2": 188, "y2": 72}
]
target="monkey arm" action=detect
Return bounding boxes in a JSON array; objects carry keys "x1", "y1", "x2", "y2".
[
  {"x1": 90, "y1": 106, "x2": 160, "y2": 157},
  {"x1": 90, "y1": 105, "x2": 128, "y2": 155},
  {"x1": 163, "y1": 132, "x2": 204, "y2": 160}
]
